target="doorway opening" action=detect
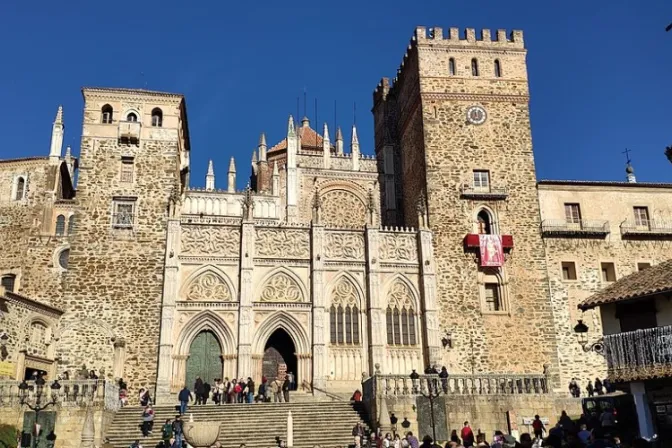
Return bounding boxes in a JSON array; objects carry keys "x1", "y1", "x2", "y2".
[
  {"x1": 185, "y1": 330, "x2": 222, "y2": 389},
  {"x1": 262, "y1": 328, "x2": 297, "y2": 386}
]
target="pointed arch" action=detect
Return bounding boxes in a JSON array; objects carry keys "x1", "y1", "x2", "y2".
[
  {"x1": 382, "y1": 274, "x2": 420, "y2": 310},
  {"x1": 326, "y1": 272, "x2": 365, "y2": 307},
  {"x1": 473, "y1": 205, "x2": 499, "y2": 235},
  {"x1": 252, "y1": 311, "x2": 310, "y2": 354},
  {"x1": 176, "y1": 310, "x2": 235, "y2": 355},
  {"x1": 255, "y1": 267, "x2": 307, "y2": 303},
  {"x1": 180, "y1": 265, "x2": 236, "y2": 301}
]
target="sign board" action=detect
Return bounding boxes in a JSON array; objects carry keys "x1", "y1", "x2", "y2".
[
  {"x1": 522, "y1": 417, "x2": 549, "y2": 425},
  {"x1": 0, "y1": 361, "x2": 15, "y2": 378}
]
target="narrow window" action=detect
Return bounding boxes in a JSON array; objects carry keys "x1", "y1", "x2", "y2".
[
  {"x1": 484, "y1": 283, "x2": 501, "y2": 311},
  {"x1": 408, "y1": 309, "x2": 416, "y2": 345},
  {"x1": 112, "y1": 199, "x2": 136, "y2": 229},
  {"x1": 151, "y1": 108, "x2": 163, "y2": 127},
  {"x1": 638, "y1": 262, "x2": 651, "y2": 271},
  {"x1": 564, "y1": 203, "x2": 582, "y2": 224},
  {"x1": 55, "y1": 215, "x2": 66, "y2": 236},
  {"x1": 393, "y1": 307, "x2": 401, "y2": 345},
  {"x1": 68, "y1": 215, "x2": 75, "y2": 235},
  {"x1": 561, "y1": 262, "x2": 577, "y2": 280},
  {"x1": 15, "y1": 177, "x2": 25, "y2": 200},
  {"x1": 336, "y1": 305, "x2": 344, "y2": 344},
  {"x1": 477, "y1": 210, "x2": 493, "y2": 235},
  {"x1": 449, "y1": 58, "x2": 456, "y2": 76},
  {"x1": 1, "y1": 275, "x2": 16, "y2": 293},
  {"x1": 634, "y1": 206, "x2": 650, "y2": 228},
  {"x1": 386, "y1": 307, "x2": 394, "y2": 345},
  {"x1": 352, "y1": 306, "x2": 360, "y2": 344},
  {"x1": 120, "y1": 157, "x2": 134, "y2": 183},
  {"x1": 401, "y1": 308, "x2": 409, "y2": 345},
  {"x1": 345, "y1": 306, "x2": 353, "y2": 344},
  {"x1": 126, "y1": 112, "x2": 138, "y2": 122},
  {"x1": 473, "y1": 170, "x2": 490, "y2": 190},
  {"x1": 600, "y1": 262, "x2": 616, "y2": 282},
  {"x1": 471, "y1": 58, "x2": 479, "y2": 76},
  {"x1": 329, "y1": 306, "x2": 337, "y2": 344},
  {"x1": 494, "y1": 59, "x2": 502, "y2": 78},
  {"x1": 101, "y1": 104, "x2": 113, "y2": 124},
  {"x1": 58, "y1": 249, "x2": 70, "y2": 270}
]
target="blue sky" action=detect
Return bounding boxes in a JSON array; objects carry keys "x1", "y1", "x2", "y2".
[{"x1": 1, "y1": 0, "x2": 671, "y2": 188}]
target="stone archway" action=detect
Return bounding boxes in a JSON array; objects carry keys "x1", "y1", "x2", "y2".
[{"x1": 262, "y1": 328, "x2": 297, "y2": 385}]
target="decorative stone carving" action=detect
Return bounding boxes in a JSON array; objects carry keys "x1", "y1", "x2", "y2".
[
  {"x1": 379, "y1": 234, "x2": 418, "y2": 262},
  {"x1": 321, "y1": 190, "x2": 367, "y2": 228},
  {"x1": 324, "y1": 232, "x2": 365, "y2": 260},
  {"x1": 185, "y1": 272, "x2": 232, "y2": 301},
  {"x1": 255, "y1": 229, "x2": 310, "y2": 258},
  {"x1": 259, "y1": 273, "x2": 303, "y2": 302},
  {"x1": 331, "y1": 277, "x2": 359, "y2": 307},
  {"x1": 181, "y1": 226, "x2": 240, "y2": 256},
  {"x1": 388, "y1": 280, "x2": 415, "y2": 309}
]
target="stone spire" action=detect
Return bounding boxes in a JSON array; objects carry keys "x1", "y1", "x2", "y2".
[
  {"x1": 205, "y1": 160, "x2": 215, "y2": 191},
  {"x1": 351, "y1": 125, "x2": 360, "y2": 171},
  {"x1": 272, "y1": 161, "x2": 279, "y2": 196},
  {"x1": 626, "y1": 161, "x2": 636, "y2": 183},
  {"x1": 322, "y1": 123, "x2": 331, "y2": 169},
  {"x1": 49, "y1": 105, "x2": 64, "y2": 161},
  {"x1": 286, "y1": 115, "x2": 298, "y2": 221},
  {"x1": 258, "y1": 132, "x2": 267, "y2": 162},
  {"x1": 227, "y1": 157, "x2": 236, "y2": 193},
  {"x1": 336, "y1": 127, "x2": 344, "y2": 155}
]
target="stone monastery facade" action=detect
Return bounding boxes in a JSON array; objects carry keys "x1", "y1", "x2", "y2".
[{"x1": 1, "y1": 26, "x2": 671, "y2": 403}]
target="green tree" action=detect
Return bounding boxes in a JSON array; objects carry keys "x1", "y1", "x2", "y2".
[{"x1": 0, "y1": 424, "x2": 19, "y2": 448}]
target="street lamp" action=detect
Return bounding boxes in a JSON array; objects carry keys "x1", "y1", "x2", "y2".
[
  {"x1": 18, "y1": 373, "x2": 61, "y2": 448},
  {"x1": 414, "y1": 372, "x2": 442, "y2": 444},
  {"x1": 573, "y1": 320, "x2": 604, "y2": 354}
]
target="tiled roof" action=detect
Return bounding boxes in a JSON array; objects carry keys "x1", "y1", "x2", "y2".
[
  {"x1": 0, "y1": 156, "x2": 49, "y2": 164},
  {"x1": 538, "y1": 180, "x2": 672, "y2": 189},
  {"x1": 269, "y1": 120, "x2": 330, "y2": 153},
  {"x1": 578, "y1": 259, "x2": 672, "y2": 310}
]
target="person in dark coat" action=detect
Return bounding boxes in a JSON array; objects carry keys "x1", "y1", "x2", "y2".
[
  {"x1": 202, "y1": 381, "x2": 211, "y2": 405},
  {"x1": 282, "y1": 377, "x2": 290, "y2": 403},
  {"x1": 194, "y1": 377, "x2": 204, "y2": 405},
  {"x1": 178, "y1": 386, "x2": 191, "y2": 415}
]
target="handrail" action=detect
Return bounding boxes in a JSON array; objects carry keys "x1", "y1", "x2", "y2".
[{"x1": 301, "y1": 381, "x2": 346, "y2": 402}]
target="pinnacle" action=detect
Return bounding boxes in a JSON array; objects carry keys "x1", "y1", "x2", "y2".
[
  {"x1": 207, "y1": 160, "x2": 214, "y2": 175},
  {"x1": 252, "y1": 150, "x2": 258, "y2": 163},
  {"x1": 351, "y1": 125, "x2": 359, "y2": 145},
  {"x1": 228, "y1": 157, "x2": 236, "y2": 173},
  {"x1": 323, "y1": 123, "x2": 330, "y2": 141},
  {"x1": 65, "y1": 146, "x2": 72, "y2": 158},
  {"x1": 273, "y1": 161, "x2": 279, "y2": 176},
  {"x1": 288, "y1": 115, "x2": 296, "y2": 137},
  {"x1": 336, "y1": 127, "x2": 343, "y2": 141},
  {"x1": 259, "y1": 132, "x2": 267, "y2": 147},
  {"x1": 55, "y1": 105, "x2": 63, "y2": 124}
]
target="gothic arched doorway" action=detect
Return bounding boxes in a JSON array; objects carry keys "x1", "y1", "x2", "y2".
[
  {"x1": 186, "y1": 330, "x2": 222, "y2": 388},
  {"x1": 262, "y1": 328, "x2": 297, "y2": 385}
]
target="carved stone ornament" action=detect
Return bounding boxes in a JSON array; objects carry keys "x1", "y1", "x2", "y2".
[
  {"x1": 259, "y1": 273, "x2": 303, "y2": 302},
  {"x1": 255, "y1": 229, "x2": 310, "y2": 258},
  {"x1": 379, "y1": 234, "x2": 418, "y2": 262},
  {"x1": 181, "y1": 226, "x2": 240, "y2": 256},
  {"x1": 186, "y1": 272, "x2": 232, "y2": 301},
  {"x1": 388, "y1": 280, "x2": 415, "y2": 310},
  {"x1": 324, "y1": 232, "x2": 365, "y2": 259},
  {"x1": 321, "y1": 190, "x2": 367, "y2": 228},
  {"x1": 331, "y1": 277, "x2": 359, "y2": 307}
]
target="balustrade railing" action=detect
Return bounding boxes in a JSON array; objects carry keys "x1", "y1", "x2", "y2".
[
  {"x1": 604, "y1": 325, "x2": 672, "y2": 381},
  {"x1": 0, "y1": 380, "x2": 119, "y2": 411}
]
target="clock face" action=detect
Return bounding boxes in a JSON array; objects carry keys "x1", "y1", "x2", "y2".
[{"x1": 466, "y1": 106, "x2": 487, "y2": 125}]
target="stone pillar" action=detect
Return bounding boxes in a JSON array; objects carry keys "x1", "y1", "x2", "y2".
[
  {"x1": 156, "y1": 218, "x2": 180, "y2": 404},
  {"x1": 365, "y1": 226, "x2": 385, "y2": 375},
  {"x1": 80, "y1": 406, "x2": 95, "y2": 448},
  {"x1": 238, "y1": 221, "x2": 255, "y2": 377},
  {"x1": 631, "y1": 381, "x2": 655, "y2": 438},
  {"x1": 311, "y1": 223, "x2": 327, "y2": 393},
  {"x1": 418, "y1": 228, "x2": 441, "y2": 368}
]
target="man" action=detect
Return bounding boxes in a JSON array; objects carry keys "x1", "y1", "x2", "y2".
[
  {"x1": 405, "y1": 431, "x2": 419, "y2": 448},
  {"x1": 532, "y1": 415, "x2": 545, "y2": 440},
  {"x1": 172, "y1": 415, "x2": 184, "y2": 448},
  {"x1": 352, "y1": 422, "x2": 364, "y2": 448},
  {"x1": 460, "y1": 422, "x2": 474, "y2": 447},
  {"x1": 202, "y1": 380, "x2": 211, "y2": 405},
  {"x1": 129, "y1": 440, "x2": 143, "y2": 448},
  {"x1": 282, "y1": 376, "x2": 291, "y2": 402},
  {"x1": 287, "y1": 371, "x2": 295, "y2": 390},
  {"x1": 178, "y1": 385, "x2": 191, "y2": 415}
]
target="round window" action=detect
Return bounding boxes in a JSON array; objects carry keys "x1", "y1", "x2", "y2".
[{"x1": 58, "y1": 249, "x2": 70, "y2": 269}]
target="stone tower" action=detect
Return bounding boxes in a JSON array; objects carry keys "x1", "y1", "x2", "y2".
[
  {"x1": 59, "y1": 88, "x2": 189, "y2": 387},
  {"x1": 373, "y1": 27, "x2": 560, "y2": 379}
]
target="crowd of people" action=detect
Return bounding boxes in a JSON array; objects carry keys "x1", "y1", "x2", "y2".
[{"x1": 568, "y1": 378, "x2": 616, "y2": 398}]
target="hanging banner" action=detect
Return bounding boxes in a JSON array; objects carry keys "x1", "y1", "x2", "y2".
[{"x1": 479, "y1": 234, "x2": 504, "y2": 267}]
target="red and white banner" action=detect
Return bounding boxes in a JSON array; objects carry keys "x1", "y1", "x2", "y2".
[{"x1": 479, "y1": 234, "x2": 504, "y2": 267}]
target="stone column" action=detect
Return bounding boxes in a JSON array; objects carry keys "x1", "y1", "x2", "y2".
[
  {"x1": 365, "y1": 226, "x2": 385, "y2": 375},
  {"x1": 238, "y1": 221, "x2": 255, "y2": 378},
  {"x1": 156, "y1": 218, "x2": 180, "y2": 404},
  {"x1": 418, "y1": 228, "x2": 441, "y2": 368},
  {"x1": 311, "y1": 223, "x2": 327, "y2": 393}
]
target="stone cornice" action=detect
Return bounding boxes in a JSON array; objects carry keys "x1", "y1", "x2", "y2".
[
  {"x1": 1, "y1": 292, "x2": 64, "y2": 318},
  {"x1": 417, "y1": 44, "x2": 527, "y2": 55},
  {"x1": 82, "y1": 87, "x2": 184, "y2": 102},
  {"x1": 178, "y1": 256, "x2": 240, "y2": 264},
  {"x1": 420, "y1": 92, "x2": 530, "y2": 102},
  {"x1": 299, "y1": 168, "x2": 379, "y2": 180}
]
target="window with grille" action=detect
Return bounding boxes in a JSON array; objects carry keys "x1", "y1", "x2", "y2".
[
  {"x1": 385, "y1": 305, "x2": 417, "y2": 346},
  {"x1": 112, "y1": 199, "x2": 136, "y2": 228},
  {"x1": 120, "y1": 157, "x2": 134, "y2": 183},
  {"x1": 55, "y1": 215, "x2": 66, "y2": 236},
  {"x1": 473, "y1": 170, "x2": 490, "y2": 190},
  {"x1": 564, "y1": 203, "x2": 581, "y2": 224},
  {"x1": 634, "y1": 207, "x2": 650, "y2": 227},
  {"x1": 484, "y1": 283, "x2": 501, "y2": 311},
  {"x1": 329, "y1": 304, "x2": 360, "y2": 345},
  {"x1": 1, "y1": 275, "x2": 16, "y2": 293},
  {"x1": 58, "y1": 249, "x2": 70, "y2": 270}
]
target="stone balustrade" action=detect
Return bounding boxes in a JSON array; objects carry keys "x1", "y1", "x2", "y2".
[{"x1": 0, "y1": 379, "x2": 120, "y2": 411}]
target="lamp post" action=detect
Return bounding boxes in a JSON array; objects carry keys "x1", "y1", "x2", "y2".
[
  {"x1": 573, "y1": 320, "x2": 604, "y2": 354},
  {"x1": 414, "y1": 373, "x2": 442, "y2": 444},
  {"x1": 18, "y1": 373, "x2": 61, "y2": 448}
]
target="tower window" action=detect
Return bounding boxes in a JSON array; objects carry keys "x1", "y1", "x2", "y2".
[
  {"x1": 494, "y1": 59, "x2": 502, "y2": 78},
  {"x1": 449, "y1": 58, "x2": 456, "y2": 76},
  {"x1": 120, "y1": 157, "x2": 134, "y2": 183},
  {"x1": 58, "y1": 249, "x2": 70, "y2": 270},
  {"x1": 1, "y1": 274, "x2": 16, "y2": 293},
  {"x1": 151, "y1": 108, "x2": 163, "y2": 127},
  {"x1": 471, "y1": 58, "x2": 479, "y2": 76},
  {"x1": 14, "y1": 177, "x2": 26, "y2": 201},
  {"x1": 101, "y1": 104, "x2": 113, "y2": 124},
  {"x1": 55, "y1": 214, "x2": 66, "y2": 236},
  {"x1": 126, "y1": 112, "x2": 138, "y2": 122},
  {"x1": 68, "y1": 215, "x2": 75, "y2": 235},
  {"x1": 561, "y1": 261, "x2": 577, "y2": 281},
  {"x1": 112, "y1": 198, "x2": 137, "y2": 229},
  {"x1": 479, "y1": 267, "x2": 507, "y2": 313},
  {"x1": 473, "y1": 170, "x2": 490, "y2": 190},
  {"x1": 477, "y1": 210, "x2": 493, "y2": 235}
]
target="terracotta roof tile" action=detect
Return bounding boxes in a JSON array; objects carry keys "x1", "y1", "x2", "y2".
[
  {"x1": 268, "y1": 122, "x2": 330, "y2": 153},
  {"x1": 578, "y1": 259, "x2": 672, "y2": 310}
]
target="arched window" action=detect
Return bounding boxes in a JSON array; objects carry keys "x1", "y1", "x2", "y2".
[
  {"x1": 479, "y1": 267, "x2": 507, "y2": 313},
  {"x1": 55, "y1": 215, "x2": 66, "y2": 236},
  {"x1": 471, "y1": 58, "x2": 479, "y2": 76},
  {"x1": 151, "y1": 108, "x2": 163, "y2": 127},
  {"x1": 126, "y1": 112, "x2": 138, "y2": 122},
  {"x1": 58, "y1": 249, "x2": 70, "y2": 270},
  {"x1": 449, "y1": 58, "x2": 456, "y2": 76},
  {"x1": 101, "y1": 104, "x2": 113, "y2": 124},
  {"x1": 385, "y1": 280, "x2": 418, "y2": 346},
  {"x1": 68, "y1": 215, "x2": 75, "y2": 235},
  {"x1": 494, "y1": 59, "x2": 502, "y2": 78},
  {"x1": 14, "y1": 177, "x2": 25, "y2": 200},
  {"x1": 477, "y1": 210, "x2": 493, "y2": 235},
  {"x1": 329, "y1": 278, "x2": 361, "y2": 346}
]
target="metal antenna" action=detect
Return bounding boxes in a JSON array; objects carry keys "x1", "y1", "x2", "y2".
[
  {"x1": 303, "y1": 88, "x2": 307, "y2": 119},
  {"x1": 334, "y1": 100, "x2": 337, "y2": 140},
  {"x1": 314, "y1": 98, "x2": 318, "y2": 147},
  {"x1": 353, "y1": 102, "x2": 357, "y2": 126}
]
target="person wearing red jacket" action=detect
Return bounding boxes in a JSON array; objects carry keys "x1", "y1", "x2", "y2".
[{"x1": 460, "y1": 421, "x2": 474, "y2": 447}]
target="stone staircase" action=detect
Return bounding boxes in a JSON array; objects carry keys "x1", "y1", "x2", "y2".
[{"x1": 105, "y1": 400, "x2": 369, "y2": 448}]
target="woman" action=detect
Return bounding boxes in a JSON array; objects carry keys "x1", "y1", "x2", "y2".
[
  {"x1": 139, "y1": 388, "x2": 151, "y2": 407},
  {"x1": 450, "y1": 430, "x2": 461, "y2": 445},
  {"x1": 141, "y1": 405, "x2": 154, "y2": 437},
  {"x1": 161, "y1": 418, "x2": 173, "y2": 446}
]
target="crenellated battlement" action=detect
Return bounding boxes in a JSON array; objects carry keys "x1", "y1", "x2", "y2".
[{"x1": 413, "y1": 26, "x2": 524, "y2": 48}]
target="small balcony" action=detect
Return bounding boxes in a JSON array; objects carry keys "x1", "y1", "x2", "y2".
[
  {"x1": 118, "y1": 121, "x2": 141, "y2": 143},
  {"x1": 460, "y1": 184, "x2": 508, "y2": 200},
  {"x1": 620, "y1": 220, "x2": 672, "y2": 238},
  {"x1": 541, "y1": 220, "x2": 610, "y2": 238},
  {"x1": 604, "y1": 325, "x2": 672, "y2": 382}
]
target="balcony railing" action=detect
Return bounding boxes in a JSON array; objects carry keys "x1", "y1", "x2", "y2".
[
  {"x1": 460, "y1": 184, "x2": 508, "y2": 200},
  {"x1": 604, "y1": 325, "x2": 672, "y2": 382},
  {"x1": 118, "y1": 121, "x2": 141, "y2": 143},
  {"x1": 541, "y1": 220, "x2": 610, "y2": 238},
  {"x1": 0, "y1": 379, "x2": 120, "y2": 411},
  {"x1": 620, "y1": 220, "x2": 672, "y2": 237}
]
